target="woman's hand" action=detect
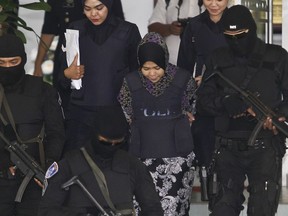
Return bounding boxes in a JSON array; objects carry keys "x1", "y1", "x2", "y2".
[
  {"x1": 186, "y1": 112, "x2": 195, "y2": 124},
  {"x1": 64, "y1": 54, "x2": 85, "y2": 80},
  {"x1": 195, "y1": 75, "x2": 202, "y2": 86}
]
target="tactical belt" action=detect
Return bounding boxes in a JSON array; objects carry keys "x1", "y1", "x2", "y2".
[{"x1": 216, "y1": 136, "x2": 271, "y2": 151}]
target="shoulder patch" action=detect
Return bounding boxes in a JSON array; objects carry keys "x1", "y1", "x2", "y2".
[{"x1": 45, "y1": 162, "x2": 59, "y2": 179}]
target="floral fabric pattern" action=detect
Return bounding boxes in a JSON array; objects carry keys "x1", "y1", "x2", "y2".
[{"x1": 134, "y1": 152, "x2": 195, "y2": 216}]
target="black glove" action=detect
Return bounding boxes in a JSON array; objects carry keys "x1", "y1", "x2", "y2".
[
  {"x1": 222, "y1": 94, "x2": 249, "y2": 117},
  {"x1": 276, "y1": 103, "x2": 288, "y2": 118}
]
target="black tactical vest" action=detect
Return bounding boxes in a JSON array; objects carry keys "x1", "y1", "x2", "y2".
[
  {"x1": 65, "y1": 149, "x2": 133, "y2": 214},
  {"x1": 4, "y1": 76, "x2": 45, "y2": 161},
  {"x1": 70, "y1": 20, "x2": 133, "y2": 107},
  {"x1": 211, "y1": 39, "x2": 285, "y2": 138},
  {"x1": 126, "y1": 69, "x2": 194, "y2": 158}
]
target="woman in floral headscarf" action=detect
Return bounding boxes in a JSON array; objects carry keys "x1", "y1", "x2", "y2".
[{"x1": 118, "y1": 32, "x2": 196, "y2": 215}]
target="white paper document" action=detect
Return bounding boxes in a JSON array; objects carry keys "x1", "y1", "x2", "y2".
[{"x1": 64, "y1": 29, "x2": 82, "y2": 90}]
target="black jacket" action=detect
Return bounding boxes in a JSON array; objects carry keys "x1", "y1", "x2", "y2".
[
  {"x1": 38, "y1": 144, "x2": 163, "y2": 216},
  {"x1": 177, "y1": 9, "x2": 227, "y2": 76},
  {"x1": 0, "y1": 75, "x2": 65, "y2": 170},
  {"x1": 197, "y1": 39, "x2": 288, "y2": 138}
]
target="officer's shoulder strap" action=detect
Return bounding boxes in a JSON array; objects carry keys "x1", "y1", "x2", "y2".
[
  {"x1": 125, "y1": 71, "x2": 143, "y2": 92},
  {"x1": 165, "y1": 0, "x2": 185, "y2": 10},
  {"x1": 165, "y1": 0, "x2": 171, "y2": 9}
]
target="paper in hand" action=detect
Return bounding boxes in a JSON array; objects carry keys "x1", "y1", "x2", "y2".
[{"x1": 64, "y1": 29, "x2": 82, "y2": 90}]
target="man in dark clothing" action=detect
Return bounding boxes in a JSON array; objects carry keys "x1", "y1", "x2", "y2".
[
  {"x1": 197, "y1": 5, "x2": 288, "y2": 216},
  {"x1": 38, "y1": 106, "x2": 163, "y2": 216},
  {"x1": 34, "y1": 0, "x2": 125, "y2": 114},
  {"x1": 0, "y1": 34, "x2": 65, "y2": 216}
]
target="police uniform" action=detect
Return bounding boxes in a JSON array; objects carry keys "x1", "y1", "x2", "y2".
[
  {"x1": 38, "y1": 146, "x2": 163, "y2": 216},
  {"x1": 197, "y1": 6, "x2": 288, "y2": 216},
  {"x1": 38, "y1": 106, "x2": 163, "y2": 216},
  {"x1": 0, "y1": 35, "x2": 65, "y2": 216}
]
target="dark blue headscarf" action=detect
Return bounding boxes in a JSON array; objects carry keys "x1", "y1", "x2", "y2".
[{"x1": 82, "y1": 0, "x2": 113, "y2": 10}]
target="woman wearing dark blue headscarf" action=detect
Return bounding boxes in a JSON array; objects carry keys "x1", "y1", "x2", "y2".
[{"x1": 60, "y1": 0, "x2": 141, "y2": 152}]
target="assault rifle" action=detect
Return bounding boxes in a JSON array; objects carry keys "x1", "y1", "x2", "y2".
[
  {"x1": 62, "y1": 176, "x2": 117, "y2": 216},
  {"x1": 211, "y1": 70, "x2": 288, "y2": 145},
  {"x1": 0, "y1": 132, "x2": 45, "y2": 202}
]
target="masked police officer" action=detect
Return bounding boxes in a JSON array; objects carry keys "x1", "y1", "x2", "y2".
[
  {"x1": 38, "y1": 106, "x2": 163, "y2": 216},
  {"x1": 0, "y1": 34, "x2": 65, "y2": 216},
  {"x1": 197, "y1": 5, "x2": 288, "y2": 216}
]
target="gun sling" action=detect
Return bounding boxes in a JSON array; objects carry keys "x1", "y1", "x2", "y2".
[
  {"x1": 0, "y1": 84, "x2": 45, "y2": 169},
  {"x1": 81, "y1": 147, "x2": 133, "y2": 216}
]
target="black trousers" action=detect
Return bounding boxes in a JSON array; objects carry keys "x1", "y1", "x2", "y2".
[
  {"x1": 192, "y1": 115, "x2": 215, "y2": 167},
  {"x1": 210, "y1": 138, "x2": 282, "y2": 216},
  {"x1": 0, "y1": 178, "x2": 42, "y2": 216}
]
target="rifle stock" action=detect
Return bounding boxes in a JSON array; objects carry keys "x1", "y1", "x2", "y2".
[{"x1": 62, "y1": 176, "x2": 111, "y2": 216}]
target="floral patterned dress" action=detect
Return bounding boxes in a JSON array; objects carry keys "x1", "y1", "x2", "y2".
[{"x1": 118, "y1": 32, "x2": 196, "y2": 216}]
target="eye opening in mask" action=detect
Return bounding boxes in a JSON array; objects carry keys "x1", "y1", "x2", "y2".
[
  {"x1": 97, "y1": 135, "x2": 126, "y2": 146},
  {"x1": 224, "y1": 29, "x2": 249, "y2": 40}
]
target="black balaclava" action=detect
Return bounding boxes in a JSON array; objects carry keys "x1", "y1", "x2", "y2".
[
  {"x1": 91, "y1": 106, "x2": 128, "y2": 159},
  {"x1": 138, "y1": 42, "x2": 166, "y2": 70},
  {"x1": 0, "y1": 34, "x2": 26, "y2": 87},
  {"x1": 222, "y1": 5, "x2": 257, "y2": 57}
]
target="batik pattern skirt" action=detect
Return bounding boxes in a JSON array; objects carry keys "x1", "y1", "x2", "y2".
[{"x1": 135, "y1": 151, "x2": 195, "y2": 216}]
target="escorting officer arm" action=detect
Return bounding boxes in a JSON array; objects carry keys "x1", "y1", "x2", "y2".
[
  {"x1": 0, "y1": 132, "x2": 45, "y2": 202},
  {"x1": 209, "y1": 70, "x2": 288, "y2": 144}
]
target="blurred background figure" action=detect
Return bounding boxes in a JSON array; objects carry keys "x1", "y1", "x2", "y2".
[{"x1": 148, "y1": 0, "x2": 203, "y2": 65}]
